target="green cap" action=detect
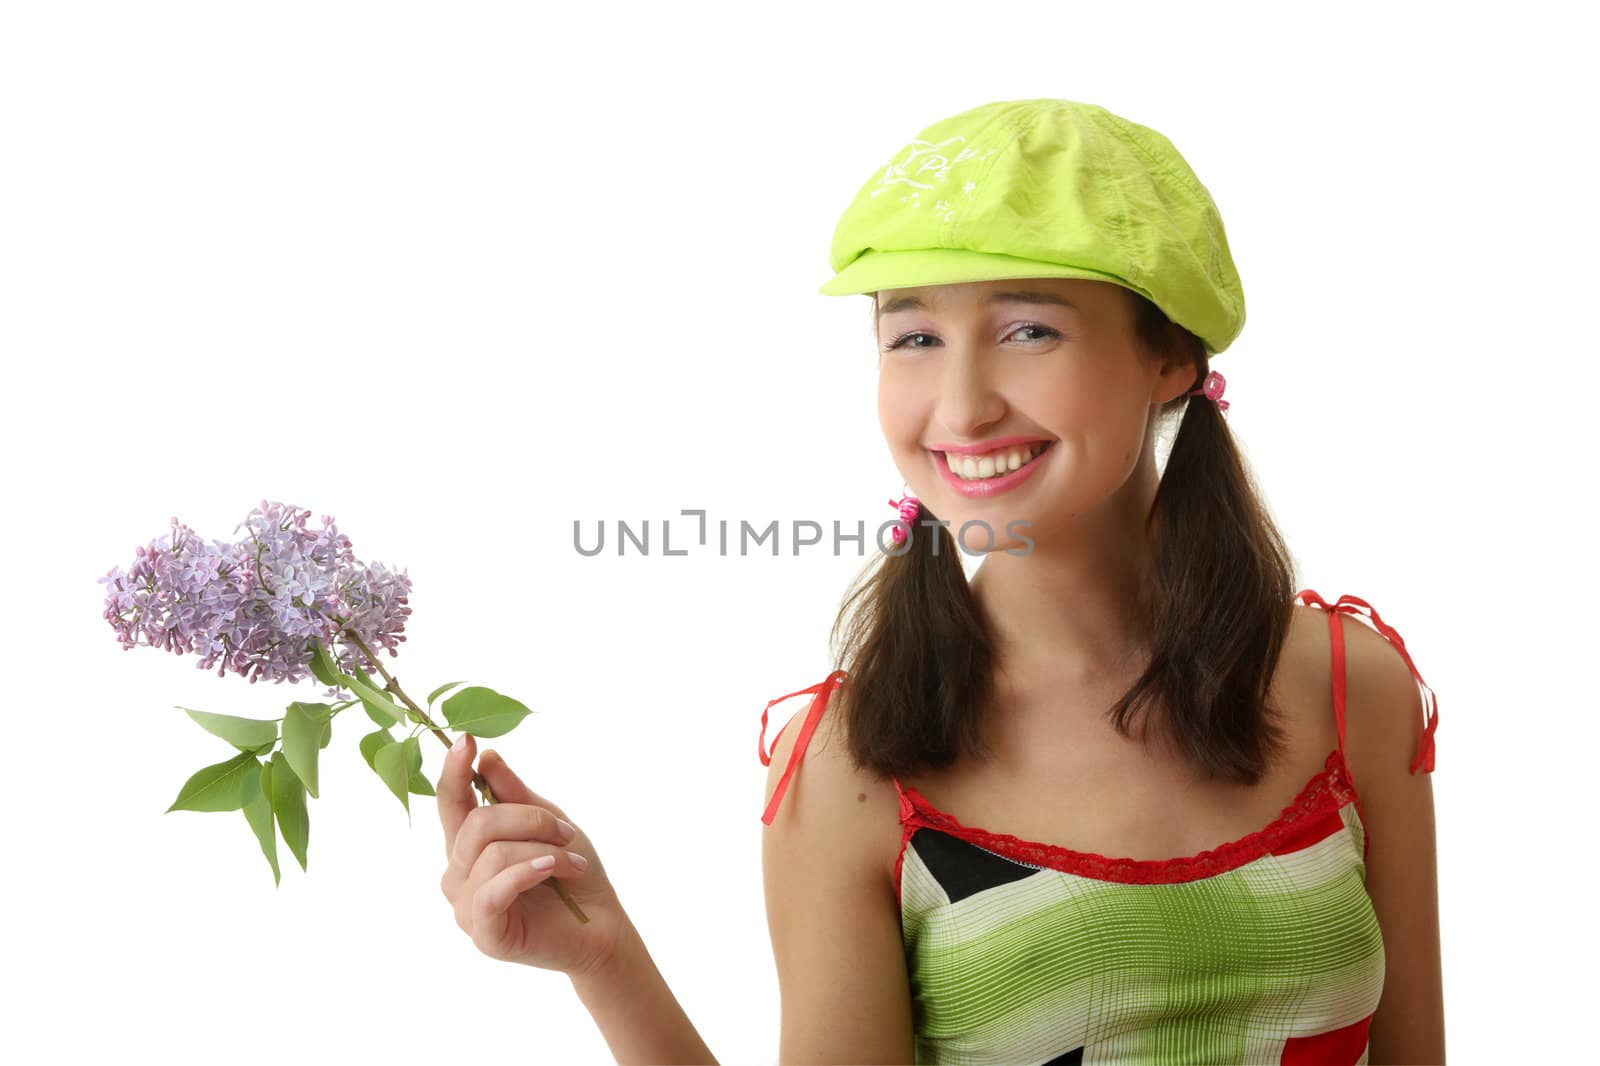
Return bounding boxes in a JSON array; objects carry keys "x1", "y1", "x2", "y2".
[{"x1": 818, "y1": 98, "x2": 1246, "y2": 357}]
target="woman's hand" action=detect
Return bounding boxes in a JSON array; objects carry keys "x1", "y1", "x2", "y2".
[{"x1": 436, "y1": 732, "x2": 631, "y2": 979}]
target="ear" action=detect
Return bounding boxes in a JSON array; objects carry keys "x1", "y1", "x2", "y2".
[{"x1": 1151, "y1": 327, "x2": 1202, "y2": 406}]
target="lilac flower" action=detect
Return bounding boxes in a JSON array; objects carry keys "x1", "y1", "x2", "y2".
[{"x1": 100, "y1": 500, "x2": 412, "y2": 690}]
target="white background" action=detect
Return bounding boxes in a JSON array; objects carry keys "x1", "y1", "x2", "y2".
[{"x1": 3, "y1": 1, "x2": 1591, "y2": 1062}]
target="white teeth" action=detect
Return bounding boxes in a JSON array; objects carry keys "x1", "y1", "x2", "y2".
[{"x1": 947, "y1": 443, "x2": 1048, "y2": 481}]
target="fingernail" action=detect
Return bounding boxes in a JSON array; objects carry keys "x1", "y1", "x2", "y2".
[
  {"x1": 530, "y1": 855, "x2": 556, "y2": 871},
  {"x1": 566, "y1": 851, "x2": 588, "y2": 871},
  {"x1": 555, "y1": 819, "x2": 576, "y2": 844},
  {"x1": 451, "y1": 734, "x2": 466, "y2": 754}
]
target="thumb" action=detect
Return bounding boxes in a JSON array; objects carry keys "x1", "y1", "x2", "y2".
[
  {"x1": 435, "y1": 730, "x2": 479, "y2": 855},
  {"x1": 478, "y1": 748, "x2": 570, "y2": 822}
]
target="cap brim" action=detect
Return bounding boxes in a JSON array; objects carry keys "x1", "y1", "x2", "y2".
[{"x1": 818, "y1": 248, "x2": 1128, "y2": 297}]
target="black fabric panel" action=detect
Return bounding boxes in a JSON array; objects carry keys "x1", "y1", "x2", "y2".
[{"x1": 911, "y1": 827, "x2": 1040, "y2": 904}]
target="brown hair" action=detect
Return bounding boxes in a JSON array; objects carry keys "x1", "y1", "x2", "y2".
[{"x1": 826, "y1": 289, "x2": 1297, "y2": 787}]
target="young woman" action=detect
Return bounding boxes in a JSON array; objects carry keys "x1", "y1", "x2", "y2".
[{"x1": 434, "y1": 99, "x2": 1444, "y2": 1065}]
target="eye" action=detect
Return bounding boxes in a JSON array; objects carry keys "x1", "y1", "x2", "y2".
[
  {"x1": 1011, "y1": 324, "x2": 1061, "y2": 343},
  {"x1": 882, "y1": 323, "x2": 1063, "y2": 351},
  {"x1": 883, "y1": 330, "x2": 934, "y2": 351}
]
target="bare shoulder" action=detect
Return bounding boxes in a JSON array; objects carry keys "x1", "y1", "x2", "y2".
[
  {"x1": 760, "y1": 683, "x2": 916, "y2": 1063},
  {"x1": 1286, "y1": 600, "x2": 1434, "y2": 777},
  {"x1": 1335, "y1": 610, "x2": 1436, "y2": 786},
  {"x1": 760, "y1": 682, "x2": 906, "y2": 892},
  {"x1": 1330, "y1": 606, "x2": 1447, "y2": 1063}
]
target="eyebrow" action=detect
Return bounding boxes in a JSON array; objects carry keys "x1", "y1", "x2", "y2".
[{"x1": 877, "y1": 289, "x2": 1081, "y2": 316}]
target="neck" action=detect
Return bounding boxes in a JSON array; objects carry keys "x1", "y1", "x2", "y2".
[{"x1": 970, "y1": 448, "x2": 1160, "y2": 693}]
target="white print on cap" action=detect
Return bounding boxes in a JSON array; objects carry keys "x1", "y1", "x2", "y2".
[{"x1": 870, "y1": 136, "x2": 997, "y2": 219}]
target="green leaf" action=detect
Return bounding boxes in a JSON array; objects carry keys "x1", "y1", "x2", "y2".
[
  {"x1": 373, "y1": 739, "x2": 412, "y2": 822},
  {"x1": 241, "y1": 759, "x2": 281, "y2": 887},
  {"x1": 166, "y1": 751, "x2": 258, "y2": 813},
  {"x1": 179, "y1": 707, "x2": 277, "y2": 753},
  {"x1": 427, "y1": 681, "x2": 466, "y2": 707},
  {"x1": 345, "y1": 665, "x2": 406, "y2": 729},
  {"x1": 282, "y1": 702, "x2": 331, "y2": 799},
  {"x1": 362, "y1": 703, "x2": 399, "y2": 729},
  {"x1": 440, "y1": 686, "x2": 533, "y2": 738},
  {"x1": 353, "y1": 665, "x2": 400, "y2": 726},
  {"x1": 359, "y1": 727, "x2": 395, "y2": 771},
  {"x1": 309, "y1": 638, "x2": 349, "y2": 688},
  {"x1": 268, "y1": 750, "x2": 310, "y2": 872},
  {"x1": 361, "y1": 728, "x2": 431, "y2": 801},
  {"x1": 402, "y1": 735, "x2": 434, "y2": 795}
]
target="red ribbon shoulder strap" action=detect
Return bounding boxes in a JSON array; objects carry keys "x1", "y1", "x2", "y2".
[
  {"x1": 758, "y1": 669, "x2": 849, "y2": 825},
  {"x1": 1296, "y1": 590, "x2": 1438, "y2": 774}
]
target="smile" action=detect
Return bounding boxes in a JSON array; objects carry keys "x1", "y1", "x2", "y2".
[{"x1": 931, "y1": 441, "x2": 1056, "y2": 498}]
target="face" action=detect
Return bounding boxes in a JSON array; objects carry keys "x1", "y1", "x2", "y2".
[{"x1": 874, "y1": 277, "x2": 1193, "y2": 554}]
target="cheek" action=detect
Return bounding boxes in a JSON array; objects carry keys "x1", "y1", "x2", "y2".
[
  {"x1": 876, "y1": 374, "x2": 925, "y2": 446},
  {"x1": 1035, "y1": 366, "x2": 1116, "y2": 427},
  {"x1": 1038, "y1": 372, "x2": 1147, "y2": 482}
]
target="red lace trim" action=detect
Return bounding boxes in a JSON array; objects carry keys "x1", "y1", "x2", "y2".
[{"x1": 893, "y1": 747, "x2": 1364, "y2": 885}]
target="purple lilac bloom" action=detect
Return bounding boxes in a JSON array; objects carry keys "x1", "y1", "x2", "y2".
[{"x1": 100, "y1": 500, "x2": 412, "y2": 690}]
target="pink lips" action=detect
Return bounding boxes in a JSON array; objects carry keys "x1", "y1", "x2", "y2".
[{"x1": 933, "y1": 441, "x2": 1054, "y2": 498}]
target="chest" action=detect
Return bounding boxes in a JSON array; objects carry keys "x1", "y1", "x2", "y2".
[
  {"x1": 884, "y1": 630, "x2": 1341, "y2": 882},
  {"x1": 897, "y1": 833, "x2": 1385, "y2": 1063}
]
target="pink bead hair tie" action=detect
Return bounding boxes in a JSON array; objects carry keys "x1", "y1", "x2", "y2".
[
  {"x1": 888, "y1": 493, "x2": 920, "y2": 546},
  {"x1": 1189, "y1": 369, "x2": 1230, "y2": 415}
]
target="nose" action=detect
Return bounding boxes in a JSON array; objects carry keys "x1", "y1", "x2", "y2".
[{"x1": 933, "y1": 344, "x2": 1006, "y2": 440}]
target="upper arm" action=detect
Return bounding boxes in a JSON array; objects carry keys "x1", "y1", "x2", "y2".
[
  {"x1": 1340, "y1": 616, "x2": 1446, "y2": 1064},
  {"x1": 761, "y1": 689, "x2": 916, "y2": 1065}
]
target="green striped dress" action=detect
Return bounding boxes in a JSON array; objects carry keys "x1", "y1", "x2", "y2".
[{"x1": 759, "y1": 590, "x2": 1439, "y2": 1065}]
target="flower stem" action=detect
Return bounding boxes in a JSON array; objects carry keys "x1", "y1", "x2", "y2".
[{"x1": 339, "y1": 628, "x2": 589, "y2": 924}]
